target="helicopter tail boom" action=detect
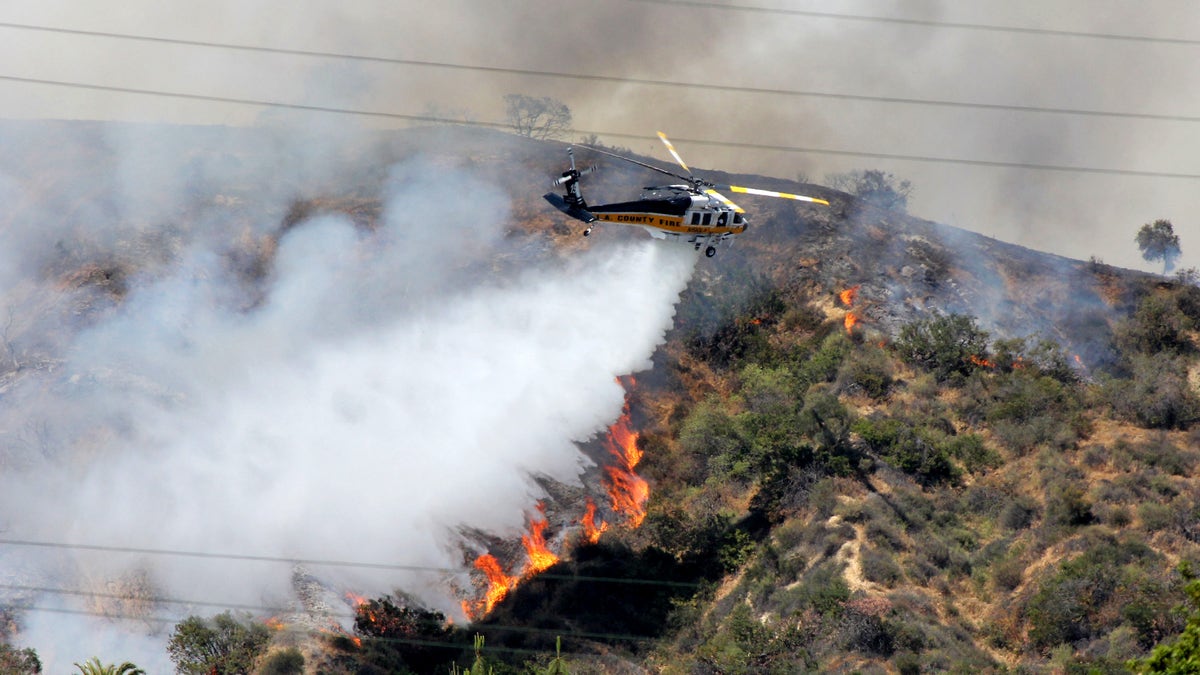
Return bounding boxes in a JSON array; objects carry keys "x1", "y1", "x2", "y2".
[{"x1": 543, "y1": 192, "x2": 596, "y2": 223}]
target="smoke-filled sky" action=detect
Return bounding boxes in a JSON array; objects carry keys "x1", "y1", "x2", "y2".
[{"x1": 0, "y1": 0, "x2": 1195, "y2": 271}]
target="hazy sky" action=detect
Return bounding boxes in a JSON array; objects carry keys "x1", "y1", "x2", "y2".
[{"x1": 0, "y1": 0, "x2": 1195, "y2": 271}]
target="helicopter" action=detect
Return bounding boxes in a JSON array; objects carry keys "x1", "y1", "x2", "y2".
[{"x1": 544, "y1": 132, "x2": 829, "y2": 257}]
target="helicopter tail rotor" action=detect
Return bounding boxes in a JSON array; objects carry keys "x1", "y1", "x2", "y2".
[
  {"x1": 544, "y1": 146, "x2": 597, "y2": 224},
  {"x1": 551, "y1": 147, "x2": 597, "y2": 186}
]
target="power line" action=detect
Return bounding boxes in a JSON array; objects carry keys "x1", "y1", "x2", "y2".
[
  {"x1": 4, "y1": 70, "x2": 1196, "y2": 180},
  {"x1": 0, "y1": 536, "x2": 453, "y2": 573},
  {"x1": 0, "y1": 581, "x2": 657, "y2": 644},
  {"x1": 628, "y1": 0, "x2": 1200, "y2": 46},
  {"x1": 14, "y1": 604, "x2": 617, "y2": 658},
  {"x1": 0, "y1": 537, "x2": 700, "y2": 588},
  {"x1": 0, "y1": 20, "x2": 1195, "y2": 124},
  {"x1": 631, "y1": 132, "x2": 1200, "y2": 180}
]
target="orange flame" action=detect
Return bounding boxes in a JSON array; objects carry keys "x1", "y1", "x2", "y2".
[
  {"x1": 521, "y1": 502, "x2": 560, "y2": 575},
  {"x1": 462, "y1": 553, "x2": 519, "y2": 620},
  {"x1": 844, "y1": 312, "x2": 860, "y2": 332},
  {"x1": 839, "y1": 285, "x2": 860, "y2": 307},
  {"x1": 263, "y1": 616, "x2": 285, "y2": 632},
  {"x1": 968, "y1": 354, "x2": 995, "y2": 369},
  {"x1": 462, "y1": 504, "x2": 563, "y2": 620},
  {"x1": 602, "y1": 394, "x2": 648, "y2": 528},
  {"x1": 580, "y1": 497, "x2": 609, "y2": 544}
]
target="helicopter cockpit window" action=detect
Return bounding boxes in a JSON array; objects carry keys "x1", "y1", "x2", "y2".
[
  {"x1": 717, "y1": 213, "x2": 727, "y2": 226},
  {"x1": 702, "y1": 213, "x2": 712, "y2": 225},
  {"x1": 734, "y1": 213, "x2": 743, "y2": 224},
  {"x1": 690, "y1": 212, "x2": 701, "y2": 225}
]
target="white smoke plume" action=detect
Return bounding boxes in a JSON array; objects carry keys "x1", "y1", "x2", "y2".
[{"x1": 0, "y1": 126, "x2": 696, "y2": 669}]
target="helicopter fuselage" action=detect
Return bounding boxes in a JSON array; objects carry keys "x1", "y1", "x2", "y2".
[{"x1": 587, "y1": 189, "x2": 746, "y2": 243}]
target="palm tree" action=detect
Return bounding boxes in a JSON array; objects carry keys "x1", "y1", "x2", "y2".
[{"x1": 73, "y1": 657, "x2": 145, "y2": 675}]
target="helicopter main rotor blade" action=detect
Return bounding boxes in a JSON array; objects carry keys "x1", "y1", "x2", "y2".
[
  {"x1": 702, "y1": 188, "x2": 745, "y2": 214},
  {"x1": 656, "y1": 131, "x2": 693, "y2": 178},
  {"x1": 720, "y1": 184, "x2": 831, "y2": 206},
  {"x1": 578, "y1": 143, "x2": 693, "y2": 184}
]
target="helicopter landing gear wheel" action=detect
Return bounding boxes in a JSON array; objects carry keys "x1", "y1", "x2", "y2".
[
  {"x1": 705, "y1": 246, "x2": 717, "y2": 258},
  {"x1": 583, "y1": 227, "x2": 592, "y2": 237}
]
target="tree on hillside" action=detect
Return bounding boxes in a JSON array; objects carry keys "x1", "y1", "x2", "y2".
[
  {"x1": 1136, "y1": 219, "x2": 1182, "y2": 274},
  {"x1": 166, "y1": 611, "x2": 270, "y2": 675},
  {"x1": 504, "y1": 94, "x2": 572, "y2": 140},
  {"x1": 0, "y1": 644, "x2": 41, "y2": 674}
]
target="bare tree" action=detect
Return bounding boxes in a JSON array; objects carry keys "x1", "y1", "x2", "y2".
[
  {"x1": 504, "y1": 94, "x2": 572, "y2": 140},
  {"x1": 826, "y1": 169, "x2": 912, "y2": 212}
]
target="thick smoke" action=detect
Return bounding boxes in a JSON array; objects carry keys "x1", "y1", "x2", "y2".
[{"x1": 0, "y1": 130, "x2": 696, "y2": 668}]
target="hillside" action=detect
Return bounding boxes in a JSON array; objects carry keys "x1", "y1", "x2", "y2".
[{"x1": 0, "y1": 121, "x2": 1196, "y2": 674}]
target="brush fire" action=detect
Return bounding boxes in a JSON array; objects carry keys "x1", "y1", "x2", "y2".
[
  {"x1": 580, "y1": 496, "x2": 609, "y2": 544},
  {"x1": 459, "y1": 377, "x2": 648, "y2": 620},
  {"x1": 602, "y1": 388, "x2": 649, "y2": 528},
  {"x1": 840, "y1": 285, "x2": 862, "y2": 333}
]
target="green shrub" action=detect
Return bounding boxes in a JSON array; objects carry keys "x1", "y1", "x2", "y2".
[
  {"x1": 679, "y1": 397, "x2": 746, "y2": 459},
  {"x1": 259, "y1": 649, "x2": 304, "y2": 675},
  {"x1": 1104, "y1": 353, "x2": 1200, "y2": 430},
  {"x1": 1044, "y1": 481, "x2": 1095, "y2": 529},
  {"x1": 1131, "y1": 563, "x2": 1200, "y2": 672},
  {"x1": 797, "y1": 561, "x2": 851, "y2": 616},
  {"x1": 1139, "y1": 502, "x2": 1173, "y2": 532},
  {"x1": 866, "y1": 518, "x2": 906, "y2": 552},
  {"x1": 946, "y1": 433, "x2": 1002, "y2": 473},
  {"x1": 1129, "y1": 436, "x2": 1198, "y2": 476},
  {"x1": 836, "y1": 344, "x2": 895, "y2": 399},
  {"x1": 797, "y1": 387, "x2": 859, "y2": 473},
  {"x1": 695, "y1": 602, "x2": 812, "y2": 673},
  {"x1": 894, "y1": 652, "x2": 922, "y2": 675},
  {"x1": 852, "y1": 415, "x2": 960, "y2": 485},
  {"x1": 1000, "y1": 497, "x2": 1039, "y2": 531},
  {"x1": 838, "y1": 597, "x2": 897, "y2": 656},
  {"x1": 797, "y1": 331, "x2": 854, "y2": 390},
  {"x1": 738, "y1": 363, "x2": 799, "y2": 414},
  {"x1": 992, "y1": 557, "x2": 1025, "y2": 592},
  {"x1": 960, "y1": 370, "x2": 1087, "y2": 453},
  {"x1": 1026, "y1": 536, "x2": 1162, "y2": 650},
  {"x1": 894, "y1": 313, "x2": 990, "y2": 383},
  {"x1": 861, "y1": 548, "x2": 903, "y2": 587},
  {"x1": 1115, "y1": 291, "x2": 1194, "y2": 358}
]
